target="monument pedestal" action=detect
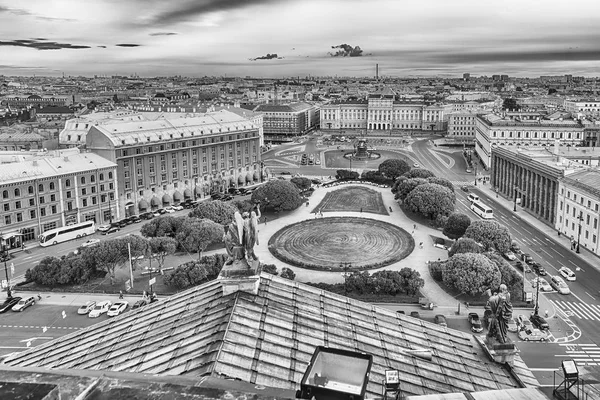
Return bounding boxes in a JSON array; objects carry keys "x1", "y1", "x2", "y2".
[
  {"x1": 218, "y1": 256, "x2": 261, "y2": 296},
  {"x1": 476, "y1": 336, "x2": 519, "y2": 366}
]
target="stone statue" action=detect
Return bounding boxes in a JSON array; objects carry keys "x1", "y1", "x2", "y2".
[
  {"x1": 486, "y1": 284, "x2": 513, "y2": 344},
  {"x1": 223, "y1": 210, "x2": 245, "y2": 264},
  {"x1": 243, "y1": 205, "x2": 261, "y2": 261}
]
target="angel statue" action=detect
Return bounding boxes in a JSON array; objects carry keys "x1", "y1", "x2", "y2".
[
  {"x1": 243, "y1": 204, "x2": 261, "y2": 262},
  {"x1": 223, "y1": 210, "x2": 246, "y2": 264}
]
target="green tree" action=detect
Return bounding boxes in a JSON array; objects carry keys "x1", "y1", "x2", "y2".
[
  {"x1": 427, "y1": 177, "x2": 454, "y2": 192},
  {"x1": 395, "y1": 178, "x2": 428, "y2": 201},
  {"x1": 188, "y1": 200, "x2": 237, "y2": 225},
  {"x1": 82, "y1": 239, "x2": 128, "y2": 285},
  {"x1": 443, "y1": 213, "x2": 471, "y2": 240},
  {"x1": 402, "y1": 168, "x2": 435, "y2": 180},
  {"x1": 280, "y1": 267, "x2": 296, "y2": 280},
  {"x1": 251, "y1": 179, "x2": 303, "y2": 211},
  {"x1": 442, "y1": 253, "x2": 501, "y2": 296},
  {"x1": 336, "y1": 169, "x2": 360, "y2": 180},
  {"x1": 361, "y1": 170, "x2": 388, "y2": 184},
  {"x1": 140, "y1": 216, "x2": 186, "y2": 238},
  {"x1": 464, "y1": 220, "x2": 512, "y2": 253},
  {"x1": 371, "y1": 270, "x2": 404, "y2": 295},
  {"x1": 117, "y1": 234, "x2": 148, "y2": 271},
  {"x1": 176, "y1": 218, "x2": 224, "y2": 259},
  {"x1": 502, "y1": 98, "x2": 520, "y2": 111},
  {"x1": 147, "y1": 237, "x2": 178, "y2": 271},
  {"x1": 232, "y1": 199, "x2": 255, "y2": 214},
  {"x1": 290, "y1": 177, "x2": 312, "y2": 191},
  {"x1": 404, "y1": 183, "x2": 456, "y2": 219},
  {"x1": 447, "y1": 237, "x2": 482, "y2": 257},
  {"x1": 378, "y1": 159, "x2": 410, "y2": 180},
  {"x1": 345, "y1": 271, "x2": 371, "y2": 294},
  {"x1": 484, "y1": 252, "x2": 524, "y2": 302},
  {"x1": 262, "y1": 264, "x2": 278, "y2": 275},
  {"x1": 398, "y1": 267, "x2": 425, "y2": 295}
]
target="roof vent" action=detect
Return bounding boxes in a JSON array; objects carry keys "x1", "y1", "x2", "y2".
[{"x1": 64, "y1": 156, "x2": 69, "y2": 161}]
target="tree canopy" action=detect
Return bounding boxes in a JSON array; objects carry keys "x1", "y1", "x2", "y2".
[
  {"x1": 447, "y1": 237, "x2": 481, "y2": 257},
  {"x1": 251, "y1": 179, "x2": 303, "y2": 211},
  {"x1": 443, "y1": 213, "x2": 471, "y2": 240},
  {"x1": 188, "y1": 200, "x2": 237, "y2": 225},
  {"x1": 442, "y1": 253, "x2": 501, "y2": 296},
  {"x1": 463, "y1": 220, "x2": 512, "y2": 253},
  {"x1": 336, "y1": 169, "x2": 360, "y2": 180},
  {"x1": 402, "y1": 168, "x2": 435, "y2": 180},
  {"x1": 484, "y1": 252, "x2": 523, "y2": 302},
  {"x1": 290, "y1": 177, "x2": 312, "y2": 191},
  {"x1": 404, "y1": 183, "x2": 456, "y2": 219},
  {"x1": 394, "y1": 178, "x2": 428, "y2": 201},
  {"x1": 140, "y1": 216, "x2": 186, "y2": 238},
  {"x1": 147, "y1": 237, "x2": 178, "y2": 270},
  {"x1": 502, "y1": 98, "x2": 521, "y2": 111},
  {"x1": 175, "y1": 218, "x2": 224, "y2": 259},
  {"x1": 378, "y1": 159, "x2": 410, "y2": 180},
  {"x1": 427, "y1": 176, "x2": 454, "y2": 192}
]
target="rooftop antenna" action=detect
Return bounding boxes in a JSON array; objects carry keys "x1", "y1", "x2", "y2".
[{"x1": 376, "y1": 64, "x2": 379, "y2": 81}]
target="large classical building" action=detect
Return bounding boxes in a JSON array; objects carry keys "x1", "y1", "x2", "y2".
[
  {"x1": 251, "y1": 102, "x2": 318, "y2": 143},
  {"x1": 564, "y1": 99, "x2": 600, "y2": 115},
  {"x1": 446, "y1": 111, "x2": 479, "y2": 139},
  {"x1": 0, "y1": 149, "x2": 118, "y2": 247},
  {"x1": 320, "y1": 89, "x2": 447, "y2": 134},
  {"x1": 556, "y1": 169, "x2": 600, "y2": 256},
  {"x1": 85, "y1": 109, "x2": 262, "y2": 217},
  {"x1": 490, "y1": 144, "x2": 595, "y2": 227},
  {"x1": 475, "y1": 113, "x2": 586, "y2": 168}
]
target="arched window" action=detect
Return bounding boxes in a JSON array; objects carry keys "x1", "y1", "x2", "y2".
[
  {"x1": 28, "y1": 185, "x2": 34, "y2": 194},
  {"x1": 14, "y1": 188, "x2": 20, "y2": 197},
  {"x1": 49, "y1": 182, "x2": 55, "y2": 190},
  {"x1": 81, "y1": 176, "x2": 86, "y2": 185},
  {"x1": 108, "y1": 172, "x2": 113, "y2": 179},
  {"x1": 65, "y1": 179, "x2": 71, "y2": 187},
  {"x1": 99, "y1": 173, "x2": 104, "y2": 181},
  {"x1": 2, "y1": 190, "x2": 8, "y2": 199},
  {"x1": 90, "y1": 175, "x2": 95, "y2": 183},
  {"x1": 39, "y1": 184, "x2": 44, "y2": 192}
]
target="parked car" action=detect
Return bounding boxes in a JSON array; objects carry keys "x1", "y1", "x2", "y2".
[
  {"x1": 413, "y1": 163, "x2": 420, "y2": 168},
  {"x1": 0, "y1": 296, "x2": 22, "y2": 313},
  {"x1": 530, "y1": 314, "x2": 550, "y2": 331},
  {"x1": 115, "y1": 220, "x2": 128, "y2": 228},
  {"x1": 164, "y1": 206, "x2": 176, "y2": 213},
  {"x1": 410, "y1": 311, "x2": 420, "y2": 319},
  {"x1": 221, "y1": 194, "x2": 233, "y2": 201},
  {"x1": 171, "y1": 205, "x2": 184, "y2": 211},
  {"x1": 434, "y1": 314, "x2": 447, "y2": 327},
  {"x1": 140, "y1": 212, "x2": 154, "y2": 220},
  {"x1": 396, "y1": 310, "x2": 405, "y2": 315},
  {"x1": 152, "y1": 210, "x2": 162, "y2": 217},
  {"x1": 107, "y1": 301, "x2": 129, "y2": 317},
  {"x1": 550, "y1": 275, "x2": 570, "y2": 295},
  {"x1": 517, "y1": 314, "x2": 533, "y2": 331},
  {"x1": 518, "y1": 328, "x2": 548, "y2": 342},
  {"x1": 559, "y1": 267, "x2": 576, "y2": 281},
  {"x1": 132, "y1": 298, "x2": 150, "y2": 310},
  {"x1": 507, "y1": 317, "x2": 519, "y2": 333},
  {"x1": 460, "y1": 185, "x2": 469, "y2": 192},
  {"x1": 510, "y1": 243, "x2": 521, "y2": 254},
  {"x1": 77, "y1": 301, "x2": 97, "y2": 315},
  {"x1": 532, "y1": 262, "x2": 547, "y2": 276},
  {"x1": 80, "y1": 239, "x2": 100, "y2": 248},
  {"x1": 280, "y1": 171, "x2": 292, "y2": 175},
  {"x1": 97, "y1": 224, "x2": 111, "y2": 233},
  {"x1": 503, "y1": 251, "x2": 517, "y2": 261},
  {"x1": 128, "y1": 215, "x2": 142, "y2": 223},
  {"x1": 532, "y1": 277, "x2": 553, "y2": 292},
  {"x1": 102, "y1": 226, "x2": 120, "y2": 235},
  {"x1": 468, "y1": 313, "x2": 483, "y2": 333},
  {"x1": 12, "y1": 296, "x2": 36, "y2": 312},
  {"x1": 156, "y1": 208, "x2": 167, "y2": 215},
  {"x1": 89, "y1": 300, "x2": 112, "y2": 318},
  {"x1": 521, "y1": 253, "x2": 534, "y2": 265}
]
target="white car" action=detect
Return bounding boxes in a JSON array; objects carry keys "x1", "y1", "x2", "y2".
[
  {"x1": 413, "y1": 163, "x2": 420, "y2": 168},
  {"x1": 107, "y1": 300, "x2": 129, "y2": 317},
  {"x1": 172, "y1": 205, "x2": 184, "y2": 211},
  {"x1": 503, "y1": 251, "x2": 517, "y2": 261},
  {"x1": 77, "y1": 301, "x2": 96, "y2": 315},
  {"x1": 12, "y1": 296, "x2": 36, "y2": 312},
  {"x1": 559, "y1": 267, "x2": 576, "y2": 281},
  {"x1": 532, "y1": 277, "x2": 553, "y2": 292},
  {"x1": 550, "y1": 275, "x2": 570, "y2": 295},
  {"x1": 518, "y1": 328, "x2": 548, "y2": 342},
  {"x1": 88, "y1": 300, "x2": 112, "y2": 318},
  {"x1": 164, "y1": 206, "x2": 176, "y2": 213},
  {"x1": 97, "y1": 224, "x2": 111, "y2": 233},
  {"x1": 81, "y1": 239, "x2": 100, "y2": 248}
]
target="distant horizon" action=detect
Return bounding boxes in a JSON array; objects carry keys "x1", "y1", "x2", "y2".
[{"x1": 2, "y1": 0, "x2": 600, "y2": 79}]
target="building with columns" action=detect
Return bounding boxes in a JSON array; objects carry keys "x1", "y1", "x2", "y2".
[
  {"x1": 475, "y1": 113, "x2": 585, "y2": 169},
  {"x1": 319, "y1": 88, "x2": 447, "y2": 134},
  {"x1": 0, "y1": 149, "x2": 117, "y2": 248},
  {"x1": 556, "y1": 169, "x2": 600, "y2": 256},
  {"x1": 86, "y1": 109, "x2": 261, "y2": 218},
  {"x1": 490, "y1": 145, "x2": 593, "y2": 227}
]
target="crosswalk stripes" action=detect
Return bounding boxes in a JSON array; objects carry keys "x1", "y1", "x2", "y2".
[
  {"x1": 559, "y1": 343, "x2": 600, "y2": 366},
  {"x1": 450, "y1": 181, "x2": 474, "y2": 187},
  {"x1": 549, "y1": 299, "x2": 600, "y2": 322}
]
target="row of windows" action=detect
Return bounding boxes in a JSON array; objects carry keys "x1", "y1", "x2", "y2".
[
  {"x1": 491, "y1": 131, "x2": 582, "y2": 139},
  {"x1": 561, "y1": 188, "x2": 600, "y2": 212},
  {"x1": 560, "y1": 217, "x2": 598, "y2": 244},
  {"x1": 1, "y1": 172, "x2": 115, "y2": 199},
  {"x1": 119, "y1": 134, "x2": 258, "y2": 157}
]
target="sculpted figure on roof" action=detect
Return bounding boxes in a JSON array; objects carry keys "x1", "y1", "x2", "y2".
[{"x1": 486, "y1": 284, "x2": 513, "y2": 344}]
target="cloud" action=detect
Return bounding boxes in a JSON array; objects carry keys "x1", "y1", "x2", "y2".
[
  {"x1": 97, "y1": 45, "x2": 107, "y2": 48},
  {"x1": 0, "y1": 39, "x2": 91, "y2": 50},
  {"x1": 329, "y1": 44, "x2": 363, "y2": 57},
  {"x1": 149, "y1": 32, "x2": 178, "y2": 36},
  {"x1": 116, "y1": 43, "x2": 142, "y2": 47},
  {"x1": 150, "y1": 0, "x2": 281, "y2": 25},
  {"x1": 249, "y1": 53, "x2": 281, "y2": 61}
]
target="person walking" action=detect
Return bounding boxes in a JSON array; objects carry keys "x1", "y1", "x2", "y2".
[
  {"x1": 419, "y1": 242, "x2": 423, "y2": 249},
  {"x1": 360, "y1": 207, "x2": 363, "y2": 213},
  {"x1": 119, "y1": 291, "x2": 124, "y2": 300},
  {"x1": 413, "y1": 224, "x2": 417, "y2": 230},
  {"x1": 264, "y1": 216, "x2": 268, "y2": 225}
]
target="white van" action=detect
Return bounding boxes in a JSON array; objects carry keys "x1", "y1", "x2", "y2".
[
  {"x1": 550, "y1": 275, "x2": 570, "y2": 295},
  {"x1": 468, "y1": 194, "x2": 480, "y2": 203}
]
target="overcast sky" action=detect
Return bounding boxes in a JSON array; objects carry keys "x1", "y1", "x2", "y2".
[{"x1": 1, "y1": 0, "x2": 599, "y2": 78}]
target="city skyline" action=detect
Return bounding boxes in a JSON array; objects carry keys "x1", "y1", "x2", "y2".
[{"x1": 1, "y1": 0, "x2": 600, "y2": 78}]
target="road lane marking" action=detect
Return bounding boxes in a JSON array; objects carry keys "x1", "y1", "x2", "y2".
[{"x1": 585, "y1": 292, "x2": 596, "y2": 301}]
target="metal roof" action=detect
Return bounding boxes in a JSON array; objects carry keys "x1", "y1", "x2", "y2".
[{"x1": 2, "y1": 274, "x2": 539, "y2": 398}]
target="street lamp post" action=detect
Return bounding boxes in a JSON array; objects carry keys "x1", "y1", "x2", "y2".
[
  {"x1": 513, "y1": 185, "x2": 518, "y2": 212},
  {"x1": 2, "y1": 245, "x2": 12, "y2": 299},
  {"x1": 534, "y1": 274, "x2": 540, "y2": 316},
  {"x1": 474, "y1": 162, "x2": 478, "y2": 186},
  {"x1": 576, "y1": 211, "x2": 583, "y2": 253},
  {"x1": 340, "y1": 262, "x2": 351, "y2": 296}
]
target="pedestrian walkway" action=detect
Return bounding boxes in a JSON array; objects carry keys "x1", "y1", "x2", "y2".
[
  {"x1": 559, "y1": 343, "x2": 600, "y2": 367},
  {"x1": 549, "y1": 299, "x2": 600, "y2": 322}
]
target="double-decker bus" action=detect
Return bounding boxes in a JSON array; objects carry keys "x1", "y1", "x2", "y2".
[
  {"x1": 470, "y1": 201, "x2": 494, "y2": 219},
  {"x1": 39, "y1": 221, "x2": 96, "y2": 247}
]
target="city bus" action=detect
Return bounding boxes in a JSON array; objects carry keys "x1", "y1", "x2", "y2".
[
  {"x1": 39, "y1": 221, "x2": 96, "y2": 247},
  {"x1": 470, "y1": 201, "x2": 494, "y2": 219}
]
